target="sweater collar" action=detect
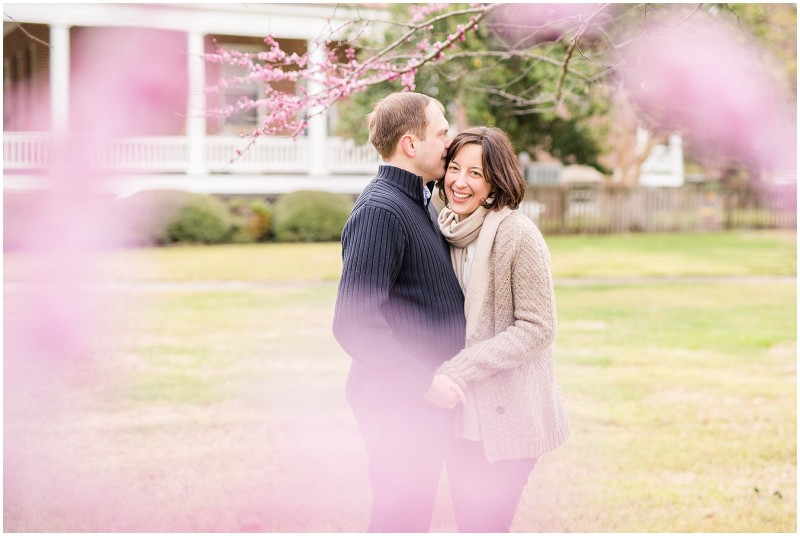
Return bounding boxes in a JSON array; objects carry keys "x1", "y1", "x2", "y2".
[{"x1": 376, "y1": 164, "x2": 434, "y2": 206}]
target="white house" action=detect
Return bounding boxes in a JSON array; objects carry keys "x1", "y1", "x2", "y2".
[
  {"x1": 636, "y1": 128, "x2": 686, "y2": 187},
  {"x1": 3, "y1": 2, "x2": 385, "y2": 195},
  {"x1": 3, "y1": 3, "x2": 686, "y2": 194}
]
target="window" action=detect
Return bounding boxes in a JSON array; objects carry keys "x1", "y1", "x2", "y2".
[{"x1": 219, "y1": 43, "x2": 265, "y2": 135}]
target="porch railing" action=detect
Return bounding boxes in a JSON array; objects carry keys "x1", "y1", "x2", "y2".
[{"x1": 3, "y1": 132, "x2": 382, "y2": 175}]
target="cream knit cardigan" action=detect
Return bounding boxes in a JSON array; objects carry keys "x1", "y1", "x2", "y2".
[{"x1": 436, "y1": 210, "x2": 570, "y2": 463}]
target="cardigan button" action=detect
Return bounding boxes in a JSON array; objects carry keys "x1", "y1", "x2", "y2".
[{"x1": 496, "y1": 405, "x2": 505, "y2": 415}]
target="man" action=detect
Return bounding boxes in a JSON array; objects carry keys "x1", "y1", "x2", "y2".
[{"x1": 332, "y1": 92, "x2": 466, "y2": 532}]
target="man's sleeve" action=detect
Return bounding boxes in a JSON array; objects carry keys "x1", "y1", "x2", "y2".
[{"x1": 332, "y1": 205, "x2": 433, "y2": 397}]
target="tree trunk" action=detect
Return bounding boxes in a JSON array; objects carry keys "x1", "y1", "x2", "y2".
[{"x1": 607, "y1": 89, "x2": 659, "y2": 187}]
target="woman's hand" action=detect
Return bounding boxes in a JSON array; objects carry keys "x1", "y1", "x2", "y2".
[{"x1": 424, "y1": 375, "x2": 466, "y2": 409}]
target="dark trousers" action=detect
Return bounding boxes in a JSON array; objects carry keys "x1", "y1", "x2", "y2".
[
  {"x1": 354, "y1": 403, "x2": 454, "y2": 533},
  {"x1": 446, "y1": 437, "x2": 537, "y2": 533}
]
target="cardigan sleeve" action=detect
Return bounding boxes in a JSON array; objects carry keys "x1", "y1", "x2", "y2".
[
  {"x1": 332, "y1": 204, "x2": 435, "y2": 397},
  {"x1": 435, "y1": 220, "x2": 557, "y2": 389}
]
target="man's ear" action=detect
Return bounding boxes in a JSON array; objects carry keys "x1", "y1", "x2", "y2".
[{"x1": 399, "y1": 134, "x2": 416, "y2": 158}]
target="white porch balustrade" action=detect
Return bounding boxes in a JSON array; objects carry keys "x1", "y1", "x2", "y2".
[{"x1": 3, "y1": 132, "x2": 383, "y2": 175}]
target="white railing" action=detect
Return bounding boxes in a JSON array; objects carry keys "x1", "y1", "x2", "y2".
[
  {"x1": 95, "y1": 137, "x2": 188, "y2": 172},
  {"x1": 3, "y1": 132, "x2": 382, "y2": 175},
  {"x1": 327, "y1": 137, "x2": 382, "y2": 174},
  {"x1": 205, "y1": 136, "x2": 309, "y2": 173},
  {"x1": 4, "y1": 132, "x2": 53, "y2": 168}
]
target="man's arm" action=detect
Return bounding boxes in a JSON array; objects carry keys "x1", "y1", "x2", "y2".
[{"x1": 332, "y1": 205, "x2": 435, "y2": 399}]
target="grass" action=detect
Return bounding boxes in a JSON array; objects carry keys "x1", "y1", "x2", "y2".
[
  {"x1": 5, "y1": 230, "x2": 793, "y2": 283},
  {"x1": 547, "y1": 230, "x2": 797, "y2": 278},
  {"x1": 530, "y1": 282, "x2": 795, "y2": 532},
  {"x1": 3, "y1": 230, "x2": 796, "y2": 532}
]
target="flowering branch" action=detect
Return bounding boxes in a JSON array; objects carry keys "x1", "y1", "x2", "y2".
[{"x1": 203, "y1": 5, "x2": 507, "y2": 163}]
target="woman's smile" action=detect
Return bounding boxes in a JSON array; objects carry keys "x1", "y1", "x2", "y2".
[{"x1": 445, "y1": 143, "x2": 491, "y2": 218}]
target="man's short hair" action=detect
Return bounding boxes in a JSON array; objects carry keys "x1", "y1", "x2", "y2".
[{"x1": 367, "y1": 92, "x2": 443, "y2": 160}]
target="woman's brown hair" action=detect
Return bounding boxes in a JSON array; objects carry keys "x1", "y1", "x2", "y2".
[{"x1": 436, "y1": 126, "x2": 526, "y2": 210}]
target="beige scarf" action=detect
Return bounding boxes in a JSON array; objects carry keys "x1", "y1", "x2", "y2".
[{"x1": 439, "y1": 205, "x2": 514, "y2": 339}]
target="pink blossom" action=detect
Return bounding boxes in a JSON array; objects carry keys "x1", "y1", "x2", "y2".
[
  {"x1": 619, "y1": 16, "x2": 796, "y2": 175},
  {"x1": 401, "y1": 69, "x2": 418, "y2": 92},
  {"x1": 409, "y1": 3, "x2": 450, "y2": 25},
  {"x1": 488, "y1": 3, "x2": 603, "y2": 48}
]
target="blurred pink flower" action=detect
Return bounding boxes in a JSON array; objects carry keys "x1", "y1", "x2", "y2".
[
  {"x1": 619, "y1": 16, "x2": 796, "y2": 175},
  {"x1": 488, "y1": 3, "x2": 604, "y2": 48},
  {"x1": 6, "y1": 27, "x2": 188, "y2": 387},
  {"x1": 5, "y1": 25, "x2": 193, "y2": 530}
]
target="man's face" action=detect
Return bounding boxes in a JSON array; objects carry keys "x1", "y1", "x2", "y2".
[{"x1": 414, "y1": 102, "x2": 452, "y2": 182}]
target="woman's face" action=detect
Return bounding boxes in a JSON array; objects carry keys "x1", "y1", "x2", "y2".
[{"x1": 444, "y1": 143, "x2": 491, "y2": 218}]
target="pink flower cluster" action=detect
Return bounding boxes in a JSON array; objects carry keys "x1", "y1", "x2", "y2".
[
  {"x1": 408, "y1": 4, "x2": 450, "y2": 25},
  {"x1": 204, "y1": 7, "x2": 486, "y2": 150}
]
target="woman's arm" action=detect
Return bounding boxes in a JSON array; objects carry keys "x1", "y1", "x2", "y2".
[{"x1": 435, "y1": 220, "x2": 557, "y2": 390}]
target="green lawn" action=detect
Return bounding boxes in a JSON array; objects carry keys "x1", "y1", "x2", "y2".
[
  {"x1": 5, "y1": 230, "x2": 792, "y2": 283},
  {"x1": 3, "y1": 230, "x2": 796, "y2": 532}
]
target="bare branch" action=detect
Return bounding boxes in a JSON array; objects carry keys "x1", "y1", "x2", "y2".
[
  {"x1": 554, "y1": 4, "x2": 611, "y2": 103},
  {"x1": 444, "y1": 49, "x2": 590, "y2": 77},
  {"x1": 575, "y1": 44, "x2": 618, "y2": 67},
  {"x1": 3, "y1": 14, "x2": 52, "y2": 48},
  {"x1": 614, "y1": 3, "x2": 704, "y2": 49},
  {"x1": 478, "y1": 86, "x2": 560, "y2": 108}
]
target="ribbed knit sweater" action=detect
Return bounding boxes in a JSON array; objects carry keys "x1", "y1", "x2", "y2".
[
  {"x1": 333, "y1": 165, "x2": 466, "y2": 415},
  {"x1": 436, "y1": 211, "x2": 570, "y2": 463}
]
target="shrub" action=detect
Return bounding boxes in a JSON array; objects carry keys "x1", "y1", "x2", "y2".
[
  {"x1": 273, "y1": 190, "x2": 352, "y2": 242},
  {"x1": 115, "y1": 190, "x2": 195, "y2": 246},
  {"x1": 224, "y1": 197, "x2": 273, "y2": 243},
  {"x1": 225, "y1": 197, "x2": 257, "y2": 244},
  {"x1": 120, "y1": 190, "x2": 232, "y2": 245},
  {"x1": 247, "y1": 200, "x2": 274, "y2": 242},
  {"x1": 164, "y1": 196, "x2": 232, "y2": 244}
]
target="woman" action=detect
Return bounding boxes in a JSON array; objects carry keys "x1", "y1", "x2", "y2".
[{"x1": 432, "y1": 126, "x2": 570, "y2": 532}]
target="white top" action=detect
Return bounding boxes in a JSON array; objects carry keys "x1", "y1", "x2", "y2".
[
  {"x1": 457, "y1": 240, "x2": 482, "y2": 441},
  {"x1": 462, "y1": 240, "x2": 476, "y2": 288}
]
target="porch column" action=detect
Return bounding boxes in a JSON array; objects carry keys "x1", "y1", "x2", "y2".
[
  {"x1": 306, "y1": 40, "x2": 328, "y2": 176},
  {"x1": 49, "y1": 24, "x2": 70, "y2": 132},
  {"x1": 186, "y1": 31, "x2": 207, "y2": 175}
]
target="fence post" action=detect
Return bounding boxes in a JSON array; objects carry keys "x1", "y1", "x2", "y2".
[{"x1": 559, "y1": 185, "x2": 568, "y2": 234}]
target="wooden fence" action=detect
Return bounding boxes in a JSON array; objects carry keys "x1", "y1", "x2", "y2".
[{"x1": 520, "y1": 183, "x2": 796, "y2": 234}]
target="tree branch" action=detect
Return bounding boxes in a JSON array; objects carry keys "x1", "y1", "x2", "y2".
[
  {"x1": 554, "y1": 3, "x2": 610, "y2": 103},
  {"x1": 347, "y1": 4, "x2": 496, "y2": 77},
  {"x1": 614, "y1": 3, "x2": 704, "y2": 49},
  {"x1": 3, "y1": 14, "x2": 51, "y2": 48}
]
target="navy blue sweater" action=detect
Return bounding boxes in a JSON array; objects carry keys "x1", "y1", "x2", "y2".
[{"x1": 333, "y1": 165, "x2": 466, "y2": 414}]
